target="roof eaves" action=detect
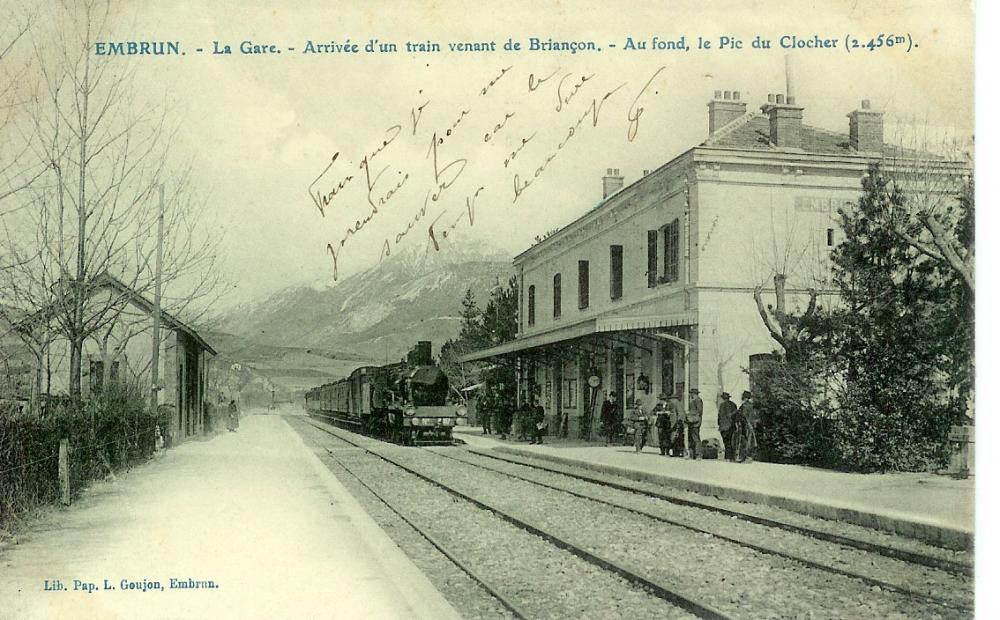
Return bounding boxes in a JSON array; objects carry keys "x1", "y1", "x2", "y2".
[{"x1": 513, "y1": 148, "x2": 695, "y2": 264}]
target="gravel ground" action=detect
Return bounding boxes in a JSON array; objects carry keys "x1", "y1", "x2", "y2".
[
  {"x1": 484, "y1": 450, "x2": 974, "y2": 565},
  {"x1": 291, "y1": 419, "x2": 515, "y2": 619},
  {"x1": 290, "y1": 419, "x2": 697, "y2": 619},
  {"x1": 444, "y1": 449, "x2": 973, "y2": 608},
  {"x1": 385, "y1": 447, "x2": 970, "y2": 620}
]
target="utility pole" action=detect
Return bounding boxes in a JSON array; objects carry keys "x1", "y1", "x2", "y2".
[{"x1": 150, "y1": 185, "x2": 165, "y2": 412}]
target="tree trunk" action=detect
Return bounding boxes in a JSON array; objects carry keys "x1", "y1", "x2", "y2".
[{"x1": 69, "y1": 336, "x2": 83, "y2": 397}]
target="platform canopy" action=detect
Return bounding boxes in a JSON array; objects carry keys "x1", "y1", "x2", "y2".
[{"x1": 456, "y1": 312, "x2": 697, "y2": 363}]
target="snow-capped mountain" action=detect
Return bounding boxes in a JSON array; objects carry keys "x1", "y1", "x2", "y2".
[{"x1": 218, "y1": 239, "x2": 512, "y2": 361}]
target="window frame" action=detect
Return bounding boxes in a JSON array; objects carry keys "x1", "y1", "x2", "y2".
[
  {"x1": 553, "y1": 273, "x2": 562, "y2": 319},
  {"x1": 610, "y1": 244, "x2": 623, "y2": 300},
  {"x1": 527, "y1": 284, "x2": 536, "y2": 326}
]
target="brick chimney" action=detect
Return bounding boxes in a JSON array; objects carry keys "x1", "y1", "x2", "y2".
[
  {"x1": 602, "y1": 168, "x2": 623, "y2": 199},
  {"x1": 761, "y1": 93, "x2": 804, "y2": 148},
  {"x1": 707, "y1": 90, "x2": 747, "y2": 134},
  {"x1": 847, "y1": 99, "x2": 883, "y2": 153}
]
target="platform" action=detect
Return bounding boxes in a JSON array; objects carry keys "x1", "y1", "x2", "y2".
[
  {"x1": 455, "y1": 427, "x2": 974, "y2": 550},
  {"x1": 0, "y1": 414, "x2": 461, "y2": 620}
]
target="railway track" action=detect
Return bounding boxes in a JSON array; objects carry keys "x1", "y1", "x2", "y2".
[
  {"x1": 466, "y1": 448, "x2": 973, "y2": 575},
  {"x1": 300, "y1": 418, "x2": 723, "y2": 619},
  {"x1": 427, "y1": 448, "x2": 972, "y2": 612},
  {"x1": 297, "y1": 418, "x2": 972, "y2": 618}
]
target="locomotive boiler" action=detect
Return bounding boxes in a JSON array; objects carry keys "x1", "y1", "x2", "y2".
[{"x1": 305, "y1": 341, "x2": 466, "y2": 444}]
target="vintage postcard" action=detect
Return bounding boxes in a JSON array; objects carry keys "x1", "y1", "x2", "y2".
[{"x1": 0, "y1": 0, "x2": 981, "y2": 618}]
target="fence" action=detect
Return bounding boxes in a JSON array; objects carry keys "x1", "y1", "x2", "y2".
[{"x1": 0, "y1": 383, "x2": 168, "y2": 528}]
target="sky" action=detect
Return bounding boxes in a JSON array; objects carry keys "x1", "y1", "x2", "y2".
[{"x1": 3, "y1": 0, "x2": 976, "y2": 307}]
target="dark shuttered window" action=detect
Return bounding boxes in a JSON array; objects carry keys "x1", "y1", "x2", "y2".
[
  {"x1": 610, "y1": 245, "x2": 623, "y2": 300},
  {"x1": 647, "y1": 230, "x2": 658, "y2": 287},
  {"x1": 662, "y1": 219, "x2": 680, "y2": 283},
  {"x1": 578, "y1": 260, "x2": 589, "y2": 309},
  {"x1": 553, "y1": 273, "x2": 562, "y2": 318},
  {"x1": 528, "y1": 285, "x2": 536, "y2": 326}
]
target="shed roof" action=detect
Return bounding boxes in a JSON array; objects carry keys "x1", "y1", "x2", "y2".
[
  {"x1": 17, "y1": 273, "x2": 216, "y2": 356},
  {"x1": 92, "y1": 274, "x2": 217, "y2": 355}
]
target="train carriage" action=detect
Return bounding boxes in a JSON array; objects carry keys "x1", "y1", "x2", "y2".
[{"x1": 305, "y1": 341, "x2": 466, "y2": 444}]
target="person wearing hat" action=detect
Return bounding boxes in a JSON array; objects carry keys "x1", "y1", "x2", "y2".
[
  {"x1": 600, "y1": 392, "x2": 619, "y2": 446},
  {"x1": 668, "y1": 394, "x2": 685, "y2": 456},
  {"x1": 735, "y1": 390, "x2": 758, "y2": 463},
  {"x1": 718, "y1": 391, "x2": 738, "y2": 461},
  {"x1": 652, "y1": 394, "x2": 673, "y2": 456},
  {"x1": 686, "y1": 388, "x2": 704, "y2": 459}
]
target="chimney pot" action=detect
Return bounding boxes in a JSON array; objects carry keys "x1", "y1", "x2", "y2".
[
  {"x1": 707, "y1": 88, "x2": 748, "y2": 135},
  {"x1": 768, "y1": 93, "x2": 776, "y2": 103},
  {"x1": 765, "y1": 95, "x2": 804, "y2": 148},
  {"x1": 848, "y1": 100, "x2": 883, "y2": 152},
  {"x1": 787, "y1": 95, "x2": 796, "y2": 105},
  {"x1": 602, "y1": 168, "x2": 624, "y2": 199}
]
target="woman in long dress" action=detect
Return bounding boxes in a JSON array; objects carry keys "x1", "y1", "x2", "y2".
[{"x1": 227, "y1": 399, "x2": 239, "y2": 432}]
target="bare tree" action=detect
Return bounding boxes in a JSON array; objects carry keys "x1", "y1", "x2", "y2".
[
  {"x1": 881, "y1": 126, "x2": 974, "y2": 296},
  {"x1": 0, "y1": 3, "x2": 45, "y2": 205},
  {"x1": 749, "y1": 206, "x2": 831, "y2": 359},
  {"x1": 0, "y1": 0, "x2": 221, "y2": 398}
]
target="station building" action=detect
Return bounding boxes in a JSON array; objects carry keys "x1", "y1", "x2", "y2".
[
  {"x1": 10, "y1": 273, "x2": 216, "y2": 443},
  {"x1": 460, "y1": 88, "x2": 966, "y2": 443}
]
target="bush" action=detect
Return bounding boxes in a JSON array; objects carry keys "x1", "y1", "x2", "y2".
[
  {"x1": 754, "y1": 352, "x2": 841, "y2": 468},
  {"x1": 0, "y1": 379, "x2": 165, "y2": 529},
  {"x1": 833, "y1": 380, "x2": 952, "y2": 473}
]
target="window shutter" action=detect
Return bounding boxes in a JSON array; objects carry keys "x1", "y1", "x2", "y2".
[
  {"x1": 578, "y1": 260, "x2": 589, "y2": 309},
  {"x1": 665, "y1": 219, "x2": 680, "y2": 282},
  {"x1": 528, "y1": 285, "x2": 535, "y2": 325},
  {"x1": 610, "y1": 245, "x2": 623, "y2": 300},
  {"x1": 553, "y1": 274, "x2": 562, "y2": 318},
  {"x1": 647, "y1": 230, "x2": 658, "y2": 287}
]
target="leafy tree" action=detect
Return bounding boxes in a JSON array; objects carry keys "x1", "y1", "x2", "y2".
[
  {"x1": 827, "y1": 162, "x2": 961, "y2": 472},
  {"x1": 476, "y1": 277, "x2": 518, "y2": 433},
  {"x1": 439, "y1": 289, "x2": 484, "y2": 402},
  {"x1": 438, "y1": 278, "x2": 518, "y2": 434}
]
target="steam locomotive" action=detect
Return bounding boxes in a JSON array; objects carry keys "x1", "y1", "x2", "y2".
[{"x1": 304, "y1": 341, "x2": 467, "y2": 445}]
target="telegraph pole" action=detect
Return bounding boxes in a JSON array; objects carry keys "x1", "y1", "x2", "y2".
[{"x1": 150, "y1": 185, "x2": 165, "y2": 412}]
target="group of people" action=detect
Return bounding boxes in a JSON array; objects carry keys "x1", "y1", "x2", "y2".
[
  {"x1": 599, "y1": 388, "x2": 757, "y2": 462},
  {"x1": 483, "y1": 398, "x2": 546, "y2": 444},
  {"x1": 717, "y1": 390, "x2": 758, "y2": 463}
]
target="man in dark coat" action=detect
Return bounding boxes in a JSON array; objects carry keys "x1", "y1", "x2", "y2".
[
  {"x1": 515, "y1": 401, "x2": 531, "y2": 441},
  {"x1": 718, "y1": 392, "x2": 737, "y2": 461},
  {"x1": 668, "y1": 395, "x2": 684, "y2": 456},
  {"x1": 600, "y1": 392, "x2": 619, "y2": 446},
  {"x1": 653, "y1": 394, "x2": 673, "y2": 456},
  {"x1": 686, "y1": 388, "x2": 703, "y2": 459},
  {"x1": 736, "y1": 390, "x2": 758, "y2": 463},
  {"x1": 480, "y1": 404, "x2": 492, "y2": 435},
  {"x1": 530, "y1": 398, "x2": 546, "y2": 444}
]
